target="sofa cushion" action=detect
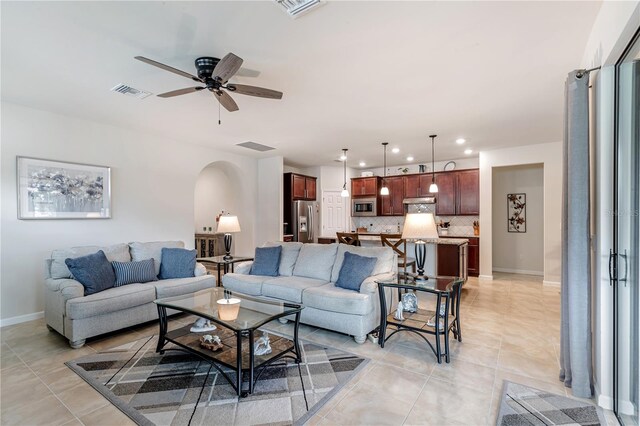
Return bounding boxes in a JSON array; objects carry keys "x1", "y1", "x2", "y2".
[
  {"x1": 335, "y1": 252, "x2": 377, "y2": 291},
  {"x1": 302, "y1": 283, "x2": 373, "y2": 316},
  {"x1": 292, "y1": 243, "x2": 338, "y2": 281},
  {"x1": 263, "y1": 242, "x2": 303, "y2": 276},
  {"x1": 130, "y1": 241, "x2": 184, "y2": 276},
  {"x1": 51, "y1": 243, "x2": 130, "y2": 279},
  {"x1": 153, "y1": 276, "x2": 216, "y2": 299},
  {"x1": 222, "y1": 273, "x2": 269, "y2": 296},
  {"x1": 262, "y1": 276, "x2": 328, "y2": 303},
  {"x1": 330, "y1": 245, "x2": 395, "y2": 282},
  {"x1": 250, "y1": 246, "x2": 282, "y2": 277},
  {"x1": 158, "y1": 248, "x2": 196, "y2": 279},
  {"x1": 66, "y1": 283, "x2": 156, "y2": 320},
  {"x1": 65, "y1": 250, "x2": 116, "y2": 296},
  {"x1": 113, "y1": 259, "x2": 157, "y2": 286}
]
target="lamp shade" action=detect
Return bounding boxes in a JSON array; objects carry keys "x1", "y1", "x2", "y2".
[
  {"x1": 217, "y1": 215, "x2": 241, "y2": 233},
  {"x1": 401, "y1": 213, "x2": 439, "y2": 240}
]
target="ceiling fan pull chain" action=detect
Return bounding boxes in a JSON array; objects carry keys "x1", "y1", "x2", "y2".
[{"x1": 218, "y1": 101, "x2": 221, "y2": 125}]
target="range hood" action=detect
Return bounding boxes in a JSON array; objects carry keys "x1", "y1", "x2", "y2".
[{"x1": 403, "y1": 196, "x2": 436, "y2": 205}]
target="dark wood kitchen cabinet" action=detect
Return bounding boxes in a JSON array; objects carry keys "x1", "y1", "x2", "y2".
[
  {"x1": 446, "y1": 236, "x2": 480, "y2": 277},
  {"x1": 381, "y1": 176, "x2": 405, "y2": 216},
  {"x1": 403, "y1": 174, "x2": 433, "y2": 198},
  {"x1": 434, "y1": 169, "x2": 479, "y2": 216},
  {"x1": 437, "y1": 244, "x2": 461, "y2": 277},
  {"x1": 456, "y1": 170, "x2": 479, "y2": 215},
  {"x1": 285, "y1": 173, "x2": 317, "y2": 201},
  {"x1": 434, "y1": 173, "x2": 457, "y2": 216},
  {"x1": 351, "y1": 177, "x2": 380, "y2": 198}
]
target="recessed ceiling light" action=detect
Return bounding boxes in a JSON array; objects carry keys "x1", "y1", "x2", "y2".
[
  {"x1": 359, "y1": 161, "x2": 366, "y2": 167},
  {"x1": 456, "y1": 138, "x2": 466, "y2": 145},
  {"x1": 392, "y1": 148, "x2": 400, "y2": 154},
  {"x1": 406, "y1": 156, "x2": 414, "y2": 162},
  {"x1": 464, "y1": 149, "x2": 473, "y2": 155}
]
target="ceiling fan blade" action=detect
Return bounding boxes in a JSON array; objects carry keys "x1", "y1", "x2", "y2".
[
  {"x1": 227, "y1": 84, "x2": 283, "y2": 99},
  {"x1": 213, "y1": 90, "x2": 239, "y2": 112},
  {"x1": 212, "y1": 53, "x2": 243, "y2": 83},
  {"x1": 135, "y1": 56, "x2": 202, "y2": 82},
  {"x1": 157, "y1": 87, "x2": 205, "y2": 98}
]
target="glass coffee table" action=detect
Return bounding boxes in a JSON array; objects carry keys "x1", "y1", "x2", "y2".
[{"x1": 155, "y1": 288, "x2": 303, "y2": 397}]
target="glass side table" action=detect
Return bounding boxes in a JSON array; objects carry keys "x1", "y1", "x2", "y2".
[{"x1": 376, "y1": 275, "x2": 463, "y2": 363}]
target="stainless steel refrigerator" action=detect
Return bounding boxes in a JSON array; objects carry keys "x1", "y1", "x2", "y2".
[{"x1": 291, "y1": 200, "x2": 319, "y2": 243}]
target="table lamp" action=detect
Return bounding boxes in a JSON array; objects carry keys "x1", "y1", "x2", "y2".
[
  {"x1": 217, "y1": 214, "x2": 241, "y2": 260},
  {"x1": 401, "y1": 212, "x2": 439, "y2": 281}
]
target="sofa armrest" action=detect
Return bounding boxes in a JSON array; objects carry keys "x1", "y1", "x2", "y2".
[
  {"x1": 194, "y1": 262, "x2": 207, "y2": 277},
  {"x1": 45, "y1": 278, "x2": 84, "y2": 300},
  {"x1": 359, "y1": 272, "x2": 396, "y2": 294},
  {"x1": 234, "y1": 261, "x2": 253, "y2": 275}
]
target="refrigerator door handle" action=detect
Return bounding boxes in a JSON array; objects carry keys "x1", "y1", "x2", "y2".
[{"x1": 307, "y1": 205, "x2": 313, "y2": 241}]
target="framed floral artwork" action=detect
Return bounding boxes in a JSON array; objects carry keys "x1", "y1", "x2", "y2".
[
  {"x1": 17, "y1": 156, "x2": 111, "y2": 219},
  {"x1": 507, "y1": 193, "x2": 526, "y2": 232}
]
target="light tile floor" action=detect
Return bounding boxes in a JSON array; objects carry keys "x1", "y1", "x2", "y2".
[{"x1": 0, "y1": 273, "x2": 618, "y2": 425}]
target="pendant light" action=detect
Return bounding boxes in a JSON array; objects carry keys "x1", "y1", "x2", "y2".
[
  {"x1": 380, "y1": 142, "x2": 390, "y2": 196},
  {"x1": 340, "y1": 149, "x2": 350, "y2": 197},
  {"x1": 428, "y1": 135, "x2": 439, "y2": 193}
]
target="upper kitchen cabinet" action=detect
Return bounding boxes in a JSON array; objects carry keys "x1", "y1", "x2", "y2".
[
  {"x1": 456, "y1": 169, "x2": 479, "y2": 215},
  {"x1": 434, "y1": 173, "x2": 457, "y2": 215},
  {"x1": 433, "y1": 169, "x2": 479, "y2": 216},
  {"x1": 284, "y1": 172, "x2": 317, "y2": 201},
  {"x1": 381, "y1": 176, "x2": 405, "y2": 216},
  {"x1": 403, "y1": 174, "x2": 433, "y2": 198},
  {"x1": 351, "y1": 177, "x2": 380, "y2": 198}
]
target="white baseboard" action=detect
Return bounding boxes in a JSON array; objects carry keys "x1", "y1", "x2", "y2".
[
  {"x1": 493, "y1": 267, "x2": 544, "y2": 276},
  {"x1": 0, "y1": 311, "x2": 44, "y2": 328},
  {"x1": 596, "y1": 393, "x2": 613, "y2": 410},
  {"x1": 543, "y1": 280, "x2": 561, "y2": 287},
  {"x1": 478, "y1": 275, "x2": 494, "y2": 280}
]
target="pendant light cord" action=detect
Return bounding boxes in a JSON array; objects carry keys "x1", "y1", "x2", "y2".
[{"x1": 343, "y1": 149, "x2": 347, "y2": 189}]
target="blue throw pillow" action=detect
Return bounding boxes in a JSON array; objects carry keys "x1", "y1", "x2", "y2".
[
  {"x1": 250, "y1": 246, "x2": 282, "y2": 276},
  {"x1": 65, "y1": 250, "x2": 116, "y2": 296},
  {"x1": 112, "y1": 259, "x2": 157, "y2": 286},
  {"x1": 335, "y1": 252, "x2": 377, "y2": 292},
  {"x1": 158, "y1": 248, "x2": 196, "y2": 279}
]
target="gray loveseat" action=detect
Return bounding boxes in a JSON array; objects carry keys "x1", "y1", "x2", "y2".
[
  {"x1": 44, "y1": 240, "x2": 216, "y2": 348},
  {"x1": 222, "y1": 242, "x2": 397, "y2": 343}
]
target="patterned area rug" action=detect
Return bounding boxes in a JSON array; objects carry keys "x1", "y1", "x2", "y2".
[
  {"x1": 497, "y1": 381, "x2": 605, "y2": 425},
  {"x1": 66, "y1": 335, "x2": 368, "y2": 426}
]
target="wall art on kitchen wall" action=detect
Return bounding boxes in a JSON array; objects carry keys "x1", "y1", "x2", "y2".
[
  {"x1": 17, "y1": 156, "x2": 111, "y2": 219},
  {"x1": 507, "y1": 193, "x2": 526, "y2": 232}
]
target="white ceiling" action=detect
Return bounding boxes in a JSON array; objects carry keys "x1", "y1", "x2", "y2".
[{"x1": 1, "y1": 1, "x2": 601, "y2": 168}]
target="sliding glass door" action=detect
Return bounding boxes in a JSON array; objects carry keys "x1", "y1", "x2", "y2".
[{"x1": 614, "y1": 28, "x2": 640, "y2": 426}]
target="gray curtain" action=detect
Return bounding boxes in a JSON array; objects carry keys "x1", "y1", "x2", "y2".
[{"x1": 560, "y1": 70, "x2": 592, "y2": 398}]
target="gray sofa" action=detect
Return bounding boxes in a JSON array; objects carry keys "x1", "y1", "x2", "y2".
[
  {"x1": 44, "y1": 241, "x2": 216, "y2": 348},
  {"x1": 222, "y1": 242, "x2": 397, "y2": 343}
]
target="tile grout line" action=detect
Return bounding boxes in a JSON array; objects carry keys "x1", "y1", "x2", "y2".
[{"x1": 5, "y1": 339, "x2": 87, "y2": 426}]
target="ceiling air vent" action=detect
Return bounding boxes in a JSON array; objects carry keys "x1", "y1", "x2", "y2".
[
  {"x1": 275, "y1": 0, "x2": 324, "y2": 18},
  {"x1": 110, "y1": 84, "x2": 152, "y2": 99},
  {"x1": 236, "y1": 141, "x2": 276, "y2": 152}
]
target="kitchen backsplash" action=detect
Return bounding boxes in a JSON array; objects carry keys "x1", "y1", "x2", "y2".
[{"x1": 350, "y1": 204, "x2": 479, "y2": 237}]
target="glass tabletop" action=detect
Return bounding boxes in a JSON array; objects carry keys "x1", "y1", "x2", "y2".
[
  {"x1": 376, "y1": 273, "x2": 462, "y2": 293},
  {"x1": 154, "y1": 288, "x2": 302, "y2": 332},
  {"x1": 197, "y1": 255, "x2": 254, "y2": 265}
]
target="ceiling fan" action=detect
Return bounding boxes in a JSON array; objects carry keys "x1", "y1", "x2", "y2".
[{"x1": 134, "y1": 53, "x2": 283, "y2": 112}]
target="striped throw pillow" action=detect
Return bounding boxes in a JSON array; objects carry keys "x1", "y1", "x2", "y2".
[{"x1": 112, "y1": 259, "x2": 157, "y2": 286}]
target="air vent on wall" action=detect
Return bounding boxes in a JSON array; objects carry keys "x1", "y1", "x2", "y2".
[
  {"x1": 236, "y1": 141, "x2": 275, "y2": 152},
  {"x1": 275, "y1": 0, "x2": 324, "y2": 18},
  {"x1": 110, "y1": 84, "x2": 152, "y2": 99}
]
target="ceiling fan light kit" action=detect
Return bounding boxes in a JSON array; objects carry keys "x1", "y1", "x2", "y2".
[{"x1": 134, "y1": 53, "x2": 283, "y2": 116}]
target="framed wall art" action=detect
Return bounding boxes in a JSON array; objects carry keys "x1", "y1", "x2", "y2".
[
  {"x1": 17, "y1": 156, "x2": 111, "y2": 219},
  {"x1": 507, "y1": 193, "x2": 526, "y2": 232}
]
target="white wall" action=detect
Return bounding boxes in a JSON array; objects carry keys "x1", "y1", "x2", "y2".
[
  {"x1": 479, "y1": 141, "x2": 562, "y2": 282},
  {"x1": 194, "y1": 163, "x2": 240, "y2": 233},
  {"x1": 256, "y1": 156, "x2": 284, "y2": 245},
  {"x1": 0, "y1": 102, "x2": 260, "y2": 322},
  {"x1": 360, "y1": 157, "x2": 479, "y2": 178},
  {"x1": 491, "y1": 164, "x2": 544, "y2": 275}
]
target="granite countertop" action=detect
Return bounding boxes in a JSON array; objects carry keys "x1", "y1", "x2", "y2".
[{"x1": 433, "y1": 238, "x2": 469, "y2": 246}]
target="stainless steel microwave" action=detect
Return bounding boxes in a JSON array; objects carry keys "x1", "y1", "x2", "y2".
[{"x1": 352, "y1": 198, "x2": 377, "y2": 217}]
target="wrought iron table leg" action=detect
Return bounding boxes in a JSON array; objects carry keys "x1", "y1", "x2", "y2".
[
  {"x1": 156, "y1": 306, "x2": 167, "y2": 354},
  {"x1": 293, "y1": 311, "x2": 302, "y2": 363},
  {"x1": 248, "y1": 330, "x2": 255, "y2": 394},
  {"x1": 378, "y1": 286, "x2": 388, "y2": 348},
  {"x1": 236, "y1": 332, "x2": 244, "y2": 397}
]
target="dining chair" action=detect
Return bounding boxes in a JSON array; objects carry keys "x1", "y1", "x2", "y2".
[
  {"x1": 336, "y1": 232, "x2": 360, "y2": 246},
  {"x1": 380, "y1": 233, "x2": 416, "y2": 274}
]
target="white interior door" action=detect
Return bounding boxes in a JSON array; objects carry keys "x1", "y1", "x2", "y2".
[{"x1": 322, "y1": 190, "x2": 348, "y2": 237}]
